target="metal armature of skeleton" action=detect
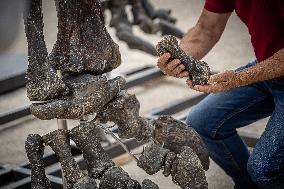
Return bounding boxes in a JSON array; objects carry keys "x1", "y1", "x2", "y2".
[{"x1": 24, "y1": 0, "x2": 210, "y2": 188}]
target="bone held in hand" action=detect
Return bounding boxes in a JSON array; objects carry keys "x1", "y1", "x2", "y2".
[
  {"x1": 25, "y1": 134, "x2": 51, "y2": 189},
  {"x1": 156, "y1": 35, "x2": 211, "y2": 85}
]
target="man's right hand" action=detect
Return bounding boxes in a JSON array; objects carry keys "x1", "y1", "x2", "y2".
[{"x1": 157, "y1": 52, "x2": 190, "y2": 78}]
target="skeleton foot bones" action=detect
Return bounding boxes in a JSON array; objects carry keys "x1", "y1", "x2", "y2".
[{"x1": 24, "y1": 0, "x2": 209, "y2": 188}]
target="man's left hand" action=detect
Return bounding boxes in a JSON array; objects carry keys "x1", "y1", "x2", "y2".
[{"x1": 186, "y1": 70, "x2": 239, "y2": 93}]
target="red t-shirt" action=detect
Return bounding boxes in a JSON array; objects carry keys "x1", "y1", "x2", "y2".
[{"x1": 204, "y1": 0, "x2": 284, "y2": 61}]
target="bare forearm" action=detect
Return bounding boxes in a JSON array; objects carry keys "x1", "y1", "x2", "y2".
[
  {"x1": 180, "y1": 25, "x2": 219, "y2": 60},
  {"x1": 236, "y1": 48, "x2": 284, "y2": 86}
]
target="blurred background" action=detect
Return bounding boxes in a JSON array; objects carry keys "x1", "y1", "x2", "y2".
[{"x1": 0, "y1": 0, "x2": 267, "y2": 188}]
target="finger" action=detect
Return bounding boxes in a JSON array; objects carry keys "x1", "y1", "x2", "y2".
[
  {"x1": 157, "y1": 53, "x2": 171, "y2": 68},
  {"x1": 166, "y1": 59, "x2": 181, "y2": 71},
  {"x1": 186, "y1": 79, "x2": 194, "y2": 88},
  {"x1": 193, "y1": 84, "x2": 213, "y2": 93},
  {"x1": 172, "y1": 64, "x2": 185, "y2": 76},
  {"x1": 177, "y1": 71, "x2": 190, "y2": 78}
]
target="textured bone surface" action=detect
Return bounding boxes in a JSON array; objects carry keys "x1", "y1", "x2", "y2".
[
  {"x1": 31, "y1": 75, "x2": 125, "y2": 120},
  {"x1": 141, "y1": 179, "x2": 159, "y2": 189},
  {"x1": 72, "y1": 177, "x2": 97, "y2": 189},
  {"x1": 25, "y1": 134, "x2": 51, "y2": 189},
  {"x1": 171, "y1": 147, "x2": 208, "y2": 189},
  {"x1": 154, "y1": 116, "x2": 210, "y2": 170},
  {"x1": 137, "y1": 143, "x2": 169, "y2": 175},
  {"x1": 156, "y1": 35, "x2": 211, "y2": 85},
  {"x1": 70, "y1": 121, "x2": 114, "y2": 179},
  {"x1": 49, "y1": 0, "x2": 121, "y2": 75},
  {"x1": 127, "y1": 179, "x2": 142, "y2": 189},
  {"x1": 43, "y1": 129, "x2": 86, "y2": 189},
  {"x1": 24, "y1": 0, "x2": 69, "y2": 101},
  {"x1": 99, "y1": 167, "x2": 131, "y2": 189},
  {"x1": 98, "y1": 90, "x2": 155, "y2": 142}
]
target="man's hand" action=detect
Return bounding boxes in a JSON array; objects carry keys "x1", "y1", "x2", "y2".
[
  {"x1": 187, "y1": 70, "x2": 238, "y2": 93},
  {"x1": 157, "y1": 53, "x2": 189, "y2": 78}
]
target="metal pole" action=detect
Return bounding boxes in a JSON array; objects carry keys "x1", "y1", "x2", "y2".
[{"x1": 57, "y1": 119, "x2": 68, "y2": 189}]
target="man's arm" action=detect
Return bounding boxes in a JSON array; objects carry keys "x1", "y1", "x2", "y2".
[
  {"x1": 189, "y1": 48, "x2": 284, "y2": 93},
  {"x1": 157, "y1": 9, "x2": 231, "y2": 78}
]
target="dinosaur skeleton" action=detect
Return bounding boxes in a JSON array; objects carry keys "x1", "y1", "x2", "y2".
[{"x1": 24, "y1": 0, "x2": 211, "y2": 188}]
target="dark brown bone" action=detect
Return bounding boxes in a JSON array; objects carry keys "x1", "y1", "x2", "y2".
[
  {"x1": 171, "y1": 147, "x2": 208, "y2": 189},
  {"x1": 99, "y1": 167, "x2": 132, "y2": 189},
  {"x1": 109, "y1": 0, "x2": 157, "y2": 56},
  {"x1": 70, "y1": 122, "x2": 114, "y2": 179},
  {"x1": 97, "y1": 90, "x2": 155, "y2": 142},
  {"x1": 137, "y1": 143, "x2": 170, "y2": 175},
  {"x1": 31, "y1": 75, "x2": 125, "y2": 120},
  {"x1": 25, "y1": 134, "x2": 51, "y2": 189},
  {"x1": 156, "y1": 35, "x2": 211, "y2": 85},
  {"x1": 141, "y1": 179, "x2": 159, "y2": 189},
  {"x1": 154, "y1": 116, "x2": 209, "y2": 171},
  {"x1": 23, "y1": 0, "x2": 69, "y2": 101},
  {"x1": 49, "y1": 0, "x2": 121, "y2": 75},
  {"x1": 43, "y1": 130, "x2": 86, "y2": 189}
]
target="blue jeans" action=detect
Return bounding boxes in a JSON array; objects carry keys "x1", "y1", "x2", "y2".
[{"x1": 186, "y1": 61, "x2": 284, "y2": 189}]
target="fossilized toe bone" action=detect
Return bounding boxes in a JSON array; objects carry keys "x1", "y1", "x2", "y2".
[
  {"x1": 109, "y1": 0, "x2": 157, "y2": 56},
  {"x1": 171, "y1": 147, "x2": 208, "y2": 189},
  {"x1": 49, "y1": 0, "x2": 121, "y2": 75},
  {"x1": 130, "y1": 0, "x2": 159, "y2": 34},
  {"x1": 70, "y1": 121, "x2": 114, "y2": 179},
  {"x1": 99, "y1": 167, "x2": 132, "y2": 189},
  {"x1": 25, "y1": 134, "x2": 51, "y2": 189},
  {"x1": 154, "y1": 116, "x2": 210, "y2": 171},
  {"x1": 97, "y1": 90, "x2": 155, "y2": 142},
  {"x1": 156, "y1": 35, "x2": 211, "y2": 85},
  {"x1": 137, "y1": 143, "x2": 170, "y2": 175},
  {"x1": 72, "y1": 177, "x2": 97, "y2": 189},
  {"x1": 31, "y1": 75, "x2": 125, "y2": 120},
  {"x1": 24, "y1": 0, "x2": 69, "y2": 101},
  {"x1": 126, "y1": 179, "x2": 142, "y2": 189},
  {"x1": 141, "y1": 179, "x2": 159, "y2": 189},
  {"x1": 43, "y1": 130, "x2": 87, "y2": 189}
]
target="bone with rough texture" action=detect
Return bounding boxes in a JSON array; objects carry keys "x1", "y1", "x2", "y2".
[
  {"x1": 24, "y1": 0, "x2": 69, "y2": 101},
  {"x1": 141, "y1": 179, "x2": 159, "y2": 189},
  {"x1": 171, "y1": 146, "x2": 208, "y2": 189},
  {"x1": 109, "y1": 0, "x2": 157, "y2": 56},
  {"x1": 31, "y1": 75, "x2": 125, "y2": 120},
  {"x1": 156, "y1": 35, "x2": 211, "y2": 85},
  {"x1": 154, "y1": 116, "x2": 209, "y2": 171},
  {"x1": 25, "y1": 134, "x2": 51, "y2": 189},
  {"x1": 97, "y1": 90, "x2": 155, "y2": 142},
  {"x1": 127, "y1": 179, "x2": 142, "y2": 189},
  {"x1": 137, "y1": 143, "x2": 170, "y2": 175},
  {"x1": 70, "y1": 121, "x2": 114, "y2": 179},
  {"x1": 99, "y1": 167, "x2": 132, "y2": 189},
  {"x1": 43, "y1": 130, "x2": 89, "y2": 189},
  {"x1": 49, "y1": 0, "x2": 121, "y2": 75}
]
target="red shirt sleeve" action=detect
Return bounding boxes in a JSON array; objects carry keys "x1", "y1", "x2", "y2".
[
  {"x1": 204, "y1": 0, "x2": 235, "y2": 13},
  {"x1": 279, "y1": 0, "x2": 284, "y2": 19}
]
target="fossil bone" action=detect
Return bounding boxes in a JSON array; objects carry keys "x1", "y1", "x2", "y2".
[
  {"x1": 156, "y1": 35, "x2": 211, "y2": 85},
  {"x1": 70, "y1": 121, "x2": 115, "y2": 179},
  {"x1": 43, "y1": 130, "x2": 89, "y2": 189},
  {"x1": 31, "y1": 75, "x2": 125, "y2": 120},
  {"x1": 25, "y1": 134, "x2": 52, "y2": 189}
]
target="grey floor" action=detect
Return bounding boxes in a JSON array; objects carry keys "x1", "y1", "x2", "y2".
[{"x1": 0, "y1": 1, "x2": 268, "y2": 188}]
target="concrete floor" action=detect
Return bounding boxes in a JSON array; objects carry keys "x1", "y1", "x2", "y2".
[{"x1": 0, "y1": 0, "x2": 268, "y2": 188}]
